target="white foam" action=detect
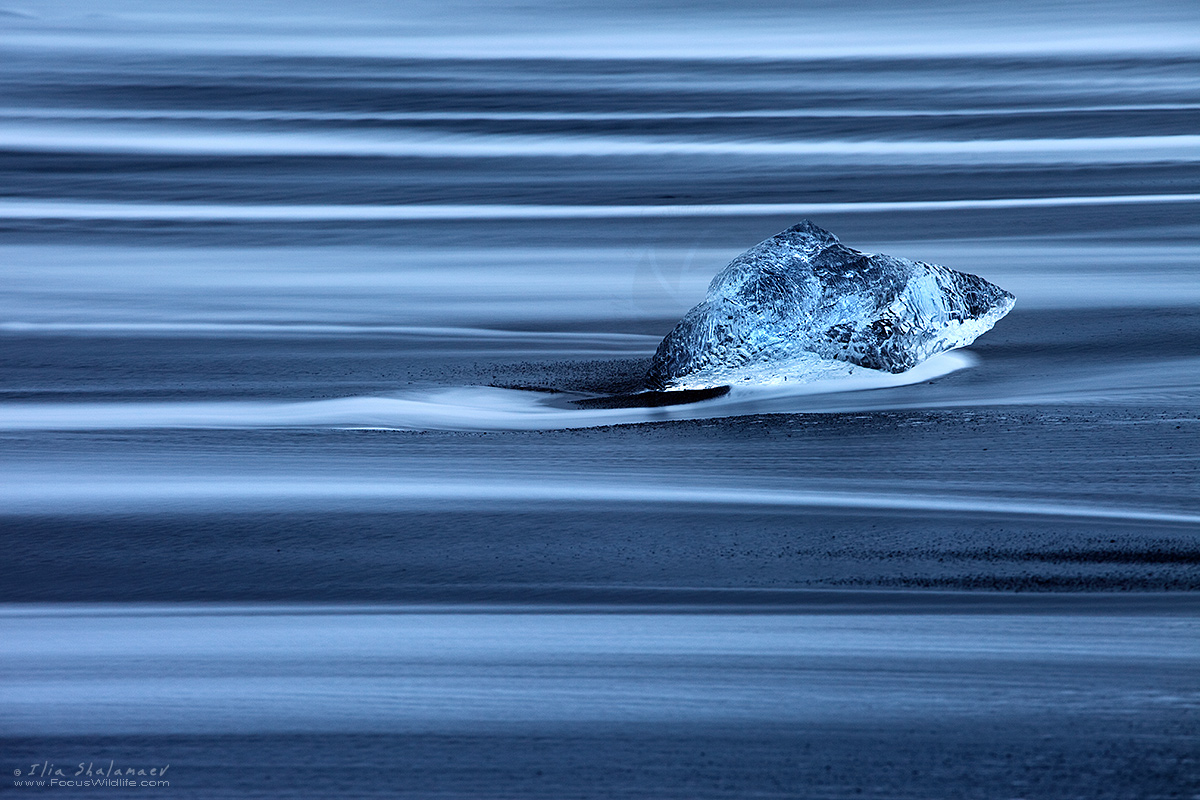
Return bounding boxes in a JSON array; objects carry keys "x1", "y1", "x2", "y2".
[
  {"x1": 2, "y1": 124, "x2": 1199, "y2": 163},
  {"x1": 1, "y1": 194, "x2": 1198, "y2": 222},
  {"x1": 0, "y1": 351, "x2": 972, "y2": 432},
  {"x1": 4, "y1": 19, "x2": 1200, "y2": 61}
]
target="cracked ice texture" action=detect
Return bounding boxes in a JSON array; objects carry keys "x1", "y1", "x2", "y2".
[{"x1": 647, "y1": 221, "x2": 1015, "y2": 389}]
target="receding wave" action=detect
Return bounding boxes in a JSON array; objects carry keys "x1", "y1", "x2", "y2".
[
  {"x1": 4, "y1": 22, "x2": 1200, "y2": 60},
  {"x1": 6, "y1": 104, "x2": 1200, "y2": 122},
  {"x1": 2, "y1": 126, "x2": 1199, "y2": 163},
  {"x1": 0, "y1": 352, "x2": 972, "y2": 432},
  {"x1": 0, "y1": 321, "x2": 658, "y2": 345},
  {"x1": 2, "y1": 195, "x2": 1199, "y2": 221},
  {"x1": 1, "y1": 469, "x2": 1196, "y2": 525}
]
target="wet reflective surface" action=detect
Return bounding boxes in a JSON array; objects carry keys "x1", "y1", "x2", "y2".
[{"x1": 2, "y1": 0, "x2": 1199, "y2": 796}]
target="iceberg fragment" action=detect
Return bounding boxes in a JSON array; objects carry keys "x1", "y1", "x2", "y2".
[{"x1": 647, "y1": 221, "x2": 1014, "y2": 389}]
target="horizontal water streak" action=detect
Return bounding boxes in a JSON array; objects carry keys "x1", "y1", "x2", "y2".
[
  {"x1": 4, "y1": 245, "x2": 1200, "y2": 325},
  {"x1": 0, "y1": 473, "x2": 1195, "y2": 524},
  {"x1": 4, "y1": 126, "x2": 1199, "y2": 161},
  {"x1": 0, "y1": 321, "x2": 658, "y2": 344},
  {"x1": 3, "y1": 194, "x2": 1199, "y2": 221},
  {"x1": 0, "y1": 353, "x2": 970, "y2": 429},
  {"x1": 2, "y1": 608, "x2": 1196, "y2": 735},
  {"x1": 5, "y1": 26, "x2": 1200, "y2": 60},
  {"x1": 5, "y1": 353, "x2": 1200, "y2": 431},
  {"x1": 7, "y1": 104, "x2": 1200, "y2": 122},
  {"x1": 8, "y1": 594, "x2": 1200, "y2": 617}
]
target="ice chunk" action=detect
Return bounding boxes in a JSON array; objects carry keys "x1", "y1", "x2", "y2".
[{"x1": 647, "y1": 221, "x2": 1014, "y2": 389}]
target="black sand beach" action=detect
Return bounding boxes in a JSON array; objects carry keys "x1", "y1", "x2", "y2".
[
  {"x1": 3, "y1": 305, "x2": 1197, "y2": 602},
  {"x1": 3, "y1": 308, "x2": 1198, "y2": 798},
  {"x1": 2, "y1": 5, "x2": 1199, "y2": 796}
]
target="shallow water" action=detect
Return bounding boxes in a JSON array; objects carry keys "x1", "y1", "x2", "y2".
[
  {"x1": 2, "y1": 1, "x2": 1200, "y2": 796},
  {"x1": 4, "y1": 602, "x2": 1198, "y2": 797}
]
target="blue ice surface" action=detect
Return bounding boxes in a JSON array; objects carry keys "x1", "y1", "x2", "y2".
[{"x1": 648, "y1": 221, "x2": 1015, "y2": 389}]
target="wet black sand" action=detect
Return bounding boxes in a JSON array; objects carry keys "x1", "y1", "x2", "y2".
[
  {"x1": 2, "y1": 304, "x2": 1198, "y2": 601},
  {"x1": 3, "y1": 305, "x2": 1198, "y2": 800},
  {"x1": 2, "y1": 401, "x2": 1197, "y2": 601},
  {"x1": 3, "y1": 20, "x2": 1200, "y2": 797},
  {"x1": 6, "y1": 720, "x2": 1197, "y2": 800},
  {"x1": 3, "y1": 604, "x2": 1197, "y2": 799}
]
